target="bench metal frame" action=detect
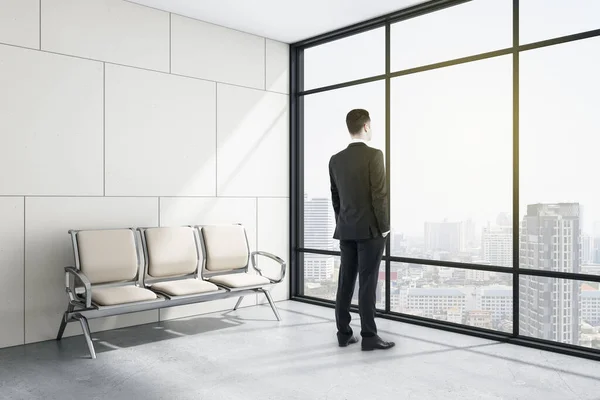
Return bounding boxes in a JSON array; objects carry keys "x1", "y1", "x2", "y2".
[
  {"x1": 56, "y1": 225, "x2": 286, "y2": 359},
  {"x1": 196, "y1": 224, "x2": 287, "y2": 317}
]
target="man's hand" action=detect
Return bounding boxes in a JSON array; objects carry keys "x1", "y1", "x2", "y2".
[{"x1": 383, "y1": 230, "x2": 389, "y2": 238}]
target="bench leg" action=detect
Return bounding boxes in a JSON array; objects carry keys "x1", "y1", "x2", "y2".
[
  {"x1": 233, "y1": 296, "x2": 244, "y2": 311},
  {"x1": 74, "y1": 314, "x2": 96, "y2": 359},
  {"x1": 262, "y1": 289, "x2": 281, "y2": 321},
  {"x1": 56, "y1": 304, "x2": 75, "y2": 340}
]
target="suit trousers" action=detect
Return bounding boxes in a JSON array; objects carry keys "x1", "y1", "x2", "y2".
[{"x1": 335, "y1": 236, "x2": 386, "y2": 339}]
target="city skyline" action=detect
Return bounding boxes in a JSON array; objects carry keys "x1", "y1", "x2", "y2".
[
  {"x1": 303, "y1": 198, "x2": 600, "y2": 348},
  {"x1": 305, "y1": 192, "x2": 600, "y2": 243}
]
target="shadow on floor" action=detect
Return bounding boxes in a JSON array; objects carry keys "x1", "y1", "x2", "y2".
[
  {"x1": 0, "y1": 315, "x2": 241, "y2": 361},
  {"x1": 0, "y1": 305, "x2": 329, "y2": 361},
  {"x1": 277, "y1": 305, "x2": 600, "y2": 383}
]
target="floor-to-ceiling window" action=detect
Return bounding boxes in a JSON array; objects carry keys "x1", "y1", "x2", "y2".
[{"x1": 291, "y1": 0, "x2": 600, "y2": 358}]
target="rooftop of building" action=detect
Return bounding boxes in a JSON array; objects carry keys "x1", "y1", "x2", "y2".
[{"x1": 407, "y1": 288, "x2": 465, "y2": 297}]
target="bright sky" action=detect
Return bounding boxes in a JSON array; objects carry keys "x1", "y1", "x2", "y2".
[{"x1": 302, "y1": 0, "x2": 600, "y2": 236}]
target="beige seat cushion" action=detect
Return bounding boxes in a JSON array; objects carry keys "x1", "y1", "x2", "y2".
[
  {"x1": 209, "y1": 273, "x2": 271, "y2": 288},
  {"x1": 145, "y1": 227, "x2": 198, "y2": 278},
  {"x1": 201, "y1": 225, "x2": 249, "y2": 272},
  {"x1": 77, "y1": 229, "x2": 138, "y2": 284},
  {"x1": 151, "y1": 279, "x2": 219, "y2": 296},
  {"x1": 92, "y1": 286, "x2": 157, "y2": 306}
]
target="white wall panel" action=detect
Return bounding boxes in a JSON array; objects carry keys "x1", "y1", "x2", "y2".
[
  {"x1": 0, "y1": 198, "x2": 25, "y2": 348},
  {"x1": 257, "y1": 198, "x2": 289, "y2": 304},
  {"x1": 266, "y1": 39, "x2": 289, "y2": 94},
  {"x1": 159, "y1": 197, "x2": 257, "y2": 320},
  {"x1": 24, "y1": 197, "x2": 159, "y2": 344},
  {"x1": 217, "y1": 84, "x2": 289, "y2": 197},
  {"x1": 171, "y1": 15, "x2": 265, "y2": 89},
  {"x1": 105, "y1": 64, "x2": 217, "y2": 197},
  {"x1": 0, "y1": 0, "x2": 290, "y2": 349},
  {"x1": 41, "y1": 0, "x2": 169, "y2": 71},
  {"x1": 0, "y1": 45, "x2": 103, "y2": 196},
  {"x1": 0, "y1": 0, "x2": 39, "y2": 48}
]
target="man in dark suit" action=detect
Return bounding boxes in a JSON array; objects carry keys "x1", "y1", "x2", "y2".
[{"x1": 329, "y1": 109, "x2": 395, "y2": 351}]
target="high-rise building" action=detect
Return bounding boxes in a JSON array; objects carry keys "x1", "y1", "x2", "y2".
[
  {"x1": 391, "y1": 232, "x2": 407, "y2": 256},
  {"x1": 581, "y1": 233, "x2": 594, "y2": 264},
  {"x1": 482, "y1": 225, "x2": 512, "y2": 268},
  {"x1": 304, "y1": 196, "x2": 336, "y2": 282},
  {"x1": 581, "y1": 285, "x2": 600, "y2": 326},
  {"x1": 519, "y1": 203, "x2": 581, "y2": 345},
  {"x1": 424, "y1": 220, "x2": 465, "y2": 255},
  {"x1": 593, "y1": 238, "x2": 600, "y2": 264},
  {"x1": 304, "y1": 196, "x2": 334, "y2": 250},
  {"x1": 465, "y1": 219, "x2": 478, "y2": 249}
]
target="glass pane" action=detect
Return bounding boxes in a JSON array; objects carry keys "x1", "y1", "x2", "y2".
[
  {"x1": 303, "y1": 81, "x2": 385, "y2": 253},
  {"x1": 520, "y1": 0, "x2": 600, "y2": 45},
  {"x1": 304, "y1": 253, "x2": 338, "y2": 300},
  {"x1": 391, "y1": 262, "x2": 513, "y2": 332},
  {"x1": 520, "y1": 37, "x2": 600, "y2": 274},
  {"x1": 519, "y1": 276, "x2": 600, "y2": 349},
  {"x1": 390, "y1": 56, "x2": 512, "y2": 266},
  {"x1": 391, "y1": 0, "x2": 511, "y2": 71},
  {"x1": 303, "y1": 28, "x2": 385, "y2": 91},
  {"x1": 303, "y1": 254, "x2": 385, "y2": 310}
]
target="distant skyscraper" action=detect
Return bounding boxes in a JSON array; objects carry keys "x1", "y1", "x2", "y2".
[
  {"x1": 304, "y1": 196, "x2": 334, "y2": 251},
  {"x1": 424, "y1": 220, "x2": 465, "y2": 255},
  {"x1": 465, "y1": 219, "x2": 478, "y2": 249},
  {"x1": 581, "y1": 233, "x2": 594, "y2": 264},
  {"x1": 593, "y1": 221, "x2": 600, "y2": 238},
  {"x1": 391, "y1": 232, "x2": 406, "y2": 256},
  {"x1": 482, "y1": 225, "x2": 512, "y2": 268},
  {"x1": 303, "y1": 196, "x2": 336, "y2": 282},
  {"x1": 519, "y1": 203, "x2": 581, "y2": 345},
  {"x1": 593, "y1": 238, "x2": 600, "y2": 264},
  {"x1": 496, "y1": 212, "x2": 512, "y2": 227}
]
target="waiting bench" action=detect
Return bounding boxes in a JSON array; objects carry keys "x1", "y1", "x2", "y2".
[{"x1": 56, "y1": 224, "x2": 286, "y2": 359}]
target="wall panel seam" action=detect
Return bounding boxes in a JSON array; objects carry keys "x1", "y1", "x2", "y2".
[{"x1": 0, "y1": 41, "x2": 290, "y2": 96}]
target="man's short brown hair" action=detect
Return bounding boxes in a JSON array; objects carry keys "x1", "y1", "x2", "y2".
[{"x1": 346, "y1": 109, "x2": 370, "y2": 135}]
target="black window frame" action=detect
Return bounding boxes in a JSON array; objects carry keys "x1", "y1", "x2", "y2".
[{"x1": 290, "y1": 0, "x2": 600, "y2": 361}]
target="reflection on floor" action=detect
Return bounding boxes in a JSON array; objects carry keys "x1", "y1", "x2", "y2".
[{"x1": 1, "y1": 301, "x2": 599, "y2": 400}]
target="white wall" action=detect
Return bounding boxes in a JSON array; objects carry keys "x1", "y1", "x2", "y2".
[{"x1": 0, "y1": 0, "x2": 290, "y2": 349}]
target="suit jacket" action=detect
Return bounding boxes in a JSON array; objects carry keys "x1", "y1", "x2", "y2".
[{"x1": 329, "y1": 142, "x2": 390, "y2": 240}]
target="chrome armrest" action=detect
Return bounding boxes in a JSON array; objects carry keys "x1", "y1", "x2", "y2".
[
  {"x1": 65, "y1": 266, "x2": 92, "y2": 309},
  {"x1": 250, "y1": 251, "x2": 286, "y2": 284}
]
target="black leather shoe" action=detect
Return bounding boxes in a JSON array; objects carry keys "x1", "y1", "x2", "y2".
[
  {"x1": 338, "y1": 335, "x2": 359, "y2": 347},
  {"x1": 361, "y1": 336, "x2": 395, "y2": 351}
]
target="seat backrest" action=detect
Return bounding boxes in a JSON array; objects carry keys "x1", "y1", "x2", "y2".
[
  {"x1": 76, "y1": 229, "x2": 139, "y2": 285},
  {"x1": 144, "y1": 227, "x2": 199, "y2": 278},
  {"x1": 200, "y1": 225, "x2": 249, "y2": 274}
]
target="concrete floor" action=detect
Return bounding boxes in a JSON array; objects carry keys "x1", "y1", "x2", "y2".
[{"x1": 1, "y1": 301, "x2": 599, "y2": 400}]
